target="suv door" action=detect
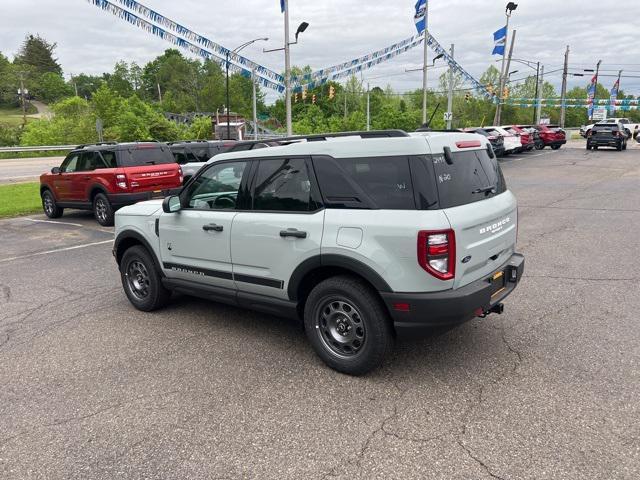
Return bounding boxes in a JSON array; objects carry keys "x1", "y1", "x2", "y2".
[
  {"x1": 158, "y1": 160, "x2": 250, "y2": 291},
  {"x1": 230, "y1": 156, "x2": 324, "y2": 300},
  {"x1": 69, "y1": 151, "x2": 100, "y2": 201},
  {"x1": 54, "y1": 152, "x2": 81, "y2": 201}
]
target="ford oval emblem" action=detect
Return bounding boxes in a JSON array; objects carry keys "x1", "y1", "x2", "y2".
[{"x1": 462, "y1": 255, "x2": 472, "y2": 264}]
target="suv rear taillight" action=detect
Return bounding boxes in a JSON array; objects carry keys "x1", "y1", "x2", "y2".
[
  {"x1": 178, "y1": 166, "x2": 184, "y2": 184},
  {"x1": 116, "y1": 174, "x2": 128, "y2": 189},
  {"x1": 418, "y1": 230, "x2": 456, "y2": 281}
]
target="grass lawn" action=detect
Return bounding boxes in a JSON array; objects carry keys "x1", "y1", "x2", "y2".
[
  {"x1": 0, "y1": 150, "x2": 71, "y2": 160},
  {"x1": 0, "y1": 105, "x2": 37, "y2": 127},
  {"x1": 0, "y1": 182, "x2": 42, "y2": 218}
]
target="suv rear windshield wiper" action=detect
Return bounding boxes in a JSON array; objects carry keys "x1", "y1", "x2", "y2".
[{"x1": 472, "y1": 185, "x2": 497, "y2": 195}]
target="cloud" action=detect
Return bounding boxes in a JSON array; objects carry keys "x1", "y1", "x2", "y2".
[{"x1": 0, "y1": 0, "x2": 637, "y2": 101}]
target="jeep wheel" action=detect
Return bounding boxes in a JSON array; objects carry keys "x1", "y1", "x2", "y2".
[
  {"x1": 304, "y1": 276, "x2": 393, "y2": 376},
  {"x1": 41, "y1": 190, "x2": 63, "y2": 218},
  {"x1": 551, "y1": 144, "x2": 561, "y2": 150},
  {"x1": 93, "y1": 193, "x2": 114, "y2": 226},
  {"x1": 120, "y1": 245, "x2": 170, "y2": 311},
  {"x1": 617, "y1": 142, "x2": 623, "y2": 152}
]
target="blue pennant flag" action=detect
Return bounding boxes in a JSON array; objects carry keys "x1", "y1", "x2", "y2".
[
  {"x1": 414, "y1": 0, "x2": 427, "y2": 34},
  {"x1": 280, "y1": 0, "x2": 285, "y2": 13},
  {"x1": 492, "y1": 25, "x2": 507, "y2": 55}
]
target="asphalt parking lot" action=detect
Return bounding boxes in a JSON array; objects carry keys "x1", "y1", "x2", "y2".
[{"x1": 1, "y1": 144, "x2": 639, "y2": 479}]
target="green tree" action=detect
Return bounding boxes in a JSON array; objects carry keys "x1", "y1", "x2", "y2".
[
  {"x1": 14, "y1": 34, "x2": 62, "y2": 76},
  {"x1": 35, "y1": 72, "x2": 73, "y2": 103}
]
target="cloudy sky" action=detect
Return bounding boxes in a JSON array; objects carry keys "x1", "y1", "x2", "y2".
[{"x1": 1, "y1": 0, "x2": 638, "y2": 102}]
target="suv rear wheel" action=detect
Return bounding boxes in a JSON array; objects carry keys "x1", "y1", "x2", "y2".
[
  {"x1": 304, "y1": 276, "x2": 393, "y2": 376},
  {"x1": 41, "y1": 190, "x2": 63, "y2": 218},
  {"x1": 93, "y1": 193, "x2": 114, "y2": 226},
  {"x1": 120, "y1": 245, "x2": 170, "y2": 311}
]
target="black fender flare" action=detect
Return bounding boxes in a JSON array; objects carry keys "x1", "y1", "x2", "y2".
[
  {"x1": 287, "y1": 254, "x2": 393, "y2": 300},
  {"x1": 114, "y1": 230, "x2": 164, "y2": 276},
  {"x1": 88, "y1": 184, "x2": 109, "y2": 203}
]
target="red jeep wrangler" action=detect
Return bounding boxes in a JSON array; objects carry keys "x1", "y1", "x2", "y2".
[{"x1": 40, "y1": 142, "x2": 183, "y2": 226}]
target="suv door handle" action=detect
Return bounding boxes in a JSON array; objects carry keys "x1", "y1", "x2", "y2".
[
  {"x1": 280, "y1": 229, "x2": 307, "y2": 239},
  {"x1": 202, "y1": 223, "x2": 224, "y2": 232}
]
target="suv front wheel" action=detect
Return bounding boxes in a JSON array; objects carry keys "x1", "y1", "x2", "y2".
[
  {"x1": 93, "y1": 193, "x2": 115, "y2": 226},
  {"x1": 304, "y1": 276, "x2": 393, "y2": 376},
  {"x1": 42, "y1": 190, "x2": 63, "y2": 218},
  {"x1": 120, "y1": 245, "x2": 171, "y2": 311}
]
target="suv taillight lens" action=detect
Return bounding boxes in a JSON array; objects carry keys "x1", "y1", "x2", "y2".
[
  {"x1": 178, "y1": 166, "x2": 184, "y2": 184},
  {"x1": 418, "y1": 230, "x2": 456, "y2": 281},
  {"x1": 116, "y1": 174, "x2": 128, "y2": 189}
]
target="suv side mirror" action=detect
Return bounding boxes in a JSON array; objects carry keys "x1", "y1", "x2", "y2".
[
  {"x1": 162, "y1": 195, "x2": 182, "y2": 213},
  {"x1": 51, "y1": 167, "x2": 61, "y2": 174}
]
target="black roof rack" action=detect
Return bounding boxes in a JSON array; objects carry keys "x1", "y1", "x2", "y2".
[
  {"x1": 75, "y1": 141, "x2": 118, "y2": 149},
  {"x1": 166, "y1": 140, "x2": 212, "y2": 145},
  {"x1": 414, "y1": 128, "x2": 467, "y2": 133},
  {"x1": 282, "y1": 130, "x2": 409, "y2": 142}
]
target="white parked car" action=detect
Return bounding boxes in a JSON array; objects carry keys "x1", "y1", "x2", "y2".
[{"x1": 485, "y1": 126, "x2": 522, "y2": 155}]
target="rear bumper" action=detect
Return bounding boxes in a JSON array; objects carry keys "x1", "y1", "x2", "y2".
[
  {"x1": 382, "y1": 253, "x2": 524, "y2": 337},
  {"x1": 546, "y1": 139, "x2": 566, "y2": 147},
  {"x1": 108, "y1": 188, "x2": 181, "y2": 208},
  {"x1": 588, "y1": 138, "x2": 620, "y2": 147}
]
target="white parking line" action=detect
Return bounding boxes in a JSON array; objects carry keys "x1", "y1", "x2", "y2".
[
  {"x1": 0, "y1": 240, "x2": 113, "y2": 263},
  {"x1": 22, "y1": 218, "x2": 84, "y2": 227}
]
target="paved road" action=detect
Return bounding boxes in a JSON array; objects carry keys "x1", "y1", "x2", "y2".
[
  {"x1": 0, "y1": 156, "x2": 65, "y2": 184},
  {"x1": 1, "y1": 146, "x2": 639, "y2": 479}
]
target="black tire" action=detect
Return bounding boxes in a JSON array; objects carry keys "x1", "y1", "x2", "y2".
[
  {"x1": 622, "y1": 140, "x2": 627, "y2": 151},
  {"x1": 304, "y1": 275, "x2": 393, "y2": 376},
  {"x1": 41, "y1": 189, "x2": 63, "y2": 218},
  {"x1": 617, "y1": 142, "x2": 623, "y2": 151},
  {"x1": 551, "y1": 144, "x2": 561, "y2": 150},
  {"x1": 586, "y1": 143, "x2": 591, "y2": 151},
  {"x1": 120, "y1": 245, "x2": 171, "y2": 311},
  {"x1": 535, "y1": 143, "x2": 545, "y2": 150},
  {"x1": 593, "y1": 146, "x2": 599, "y2": 150},
  {"x1": 93, "y1": 192, "x2": 114, "y2": 226}
]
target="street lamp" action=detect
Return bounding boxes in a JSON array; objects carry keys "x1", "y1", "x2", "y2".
[
  {"x1": 506, "y1": 2, "x2": 518, "y2": 13},
  {"x1": 494, "y1": 2, "x2": 518, "y2": 125},
  {"x1": 225, "y1": 37, "x2": 269, "y2": 140},
  {"x1": 265, "y1": 3, "x2": 310, "y2": 136}
]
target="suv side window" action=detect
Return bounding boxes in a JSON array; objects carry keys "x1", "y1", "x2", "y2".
[
  {"x1": 313, "y1": 156, "x2": 415, "y2": 210},
  {"x1": 183, "y1": 161, "x2": 247, "y2": 210},
  {"x1": 60, "y1": 153, "x2": 80, "y2": 173},
  {"x1": 100, "y1": 150, "x2": 117, "y2": 168},
  {"x1": 252, "y1": 158, "x2": 316, "y2": 212},
  {"x1": 78, "y1": 152, "x2": 103, "y2": 171}
]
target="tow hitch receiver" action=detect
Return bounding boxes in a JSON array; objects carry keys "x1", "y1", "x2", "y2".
[{"x1": 477, "y1": 303, "x2": 505, "y2": 318}]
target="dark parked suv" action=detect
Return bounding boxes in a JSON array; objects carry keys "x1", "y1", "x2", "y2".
[
  {"x1": 168, "y1": 140, "x2": 236, "y2": 165},
  {"x1": 587, "y1": 123, "x2": 628, "y2": 151},
  {"x1": 40, "y1": 142, "x2": 183, "y2": 226}
]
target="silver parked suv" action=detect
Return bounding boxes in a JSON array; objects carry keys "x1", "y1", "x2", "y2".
[{"x1": 113, "y1": 130, "x2": 524, "y2": 375}]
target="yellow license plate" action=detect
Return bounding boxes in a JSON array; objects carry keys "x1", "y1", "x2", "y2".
[
  {"x1": 492, "y1": 271, "x2": 504, "y2": 281},
  {"x1": 154, "y1": 190, "x2": 161, "y2": 193}
]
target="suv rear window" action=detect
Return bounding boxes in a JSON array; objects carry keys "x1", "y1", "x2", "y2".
[
  {"x1": 118, "y1": 146, "x2": 176, "y2": 167},
  {"x1": 429, "y1": 149, "x2": 506, "y2": 209},
  {"x1": 314, "y1": 156, "x2": 415, "y2": 210}
]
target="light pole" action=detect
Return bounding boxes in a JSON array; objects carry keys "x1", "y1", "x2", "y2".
[
  {"x1": 494, "y1": 2, "x2": 518, "y2": 126},
  {"x1": 501, "y1": 58, "x2": 540, "y2": 123},
  {"x1": 265, "y1": 2, "x2": 309, "y2": 136},
  {"x1": 225, "y1": 37, "x2": 269, "y2": 140}
]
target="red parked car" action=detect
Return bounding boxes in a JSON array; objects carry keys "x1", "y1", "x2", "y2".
[
  {"x1": 520, "y1": 125, "x2": 567, "y2": 150},
  {"x1": 40, "y1": 142, "x2": 183, "y2": 226}
]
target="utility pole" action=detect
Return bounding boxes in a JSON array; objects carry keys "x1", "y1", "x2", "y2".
[
  {"x1": 252, "y1": 68, "x2": 258, "y2": 140},
  {"x1": 495, "y1": 29, "x2": 517, "y2": 126},
  {"x1": 421, "y1": 0, "x2": 430, "y2": 125},
  {"x1": 18, "y1": 72, "x2": 27, "y2": 126},
  {"x1": 560, "y1": 46, "x2": 569, "y2": 128},
  {"x1": 283, "y1": 0, "x2": 292, "y2": 136},
  {"x1": 535, "y1": 64, "x2": 544, "y2": 125},
  {"x1": 70, "y1": 74, "x2": 78, "y2": 97},
  {"x1": 446, "y1": 44, "x2": 455, "y2": 129},
  {"x1": 366, "y1": 83, "x2": 370, "y2": 131},
  {"x1": 156, "y1": 75, "x2": 163, "y2": 103},
  {"x1": 344, "y1": 89, "x2": 348, "y2": 120},
  {"x1": 532, "y1": 62, "x2": 540, "y2": 124},
  {"x1": 590, "y1": 59, "x2": 602, "y2": 120}
]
